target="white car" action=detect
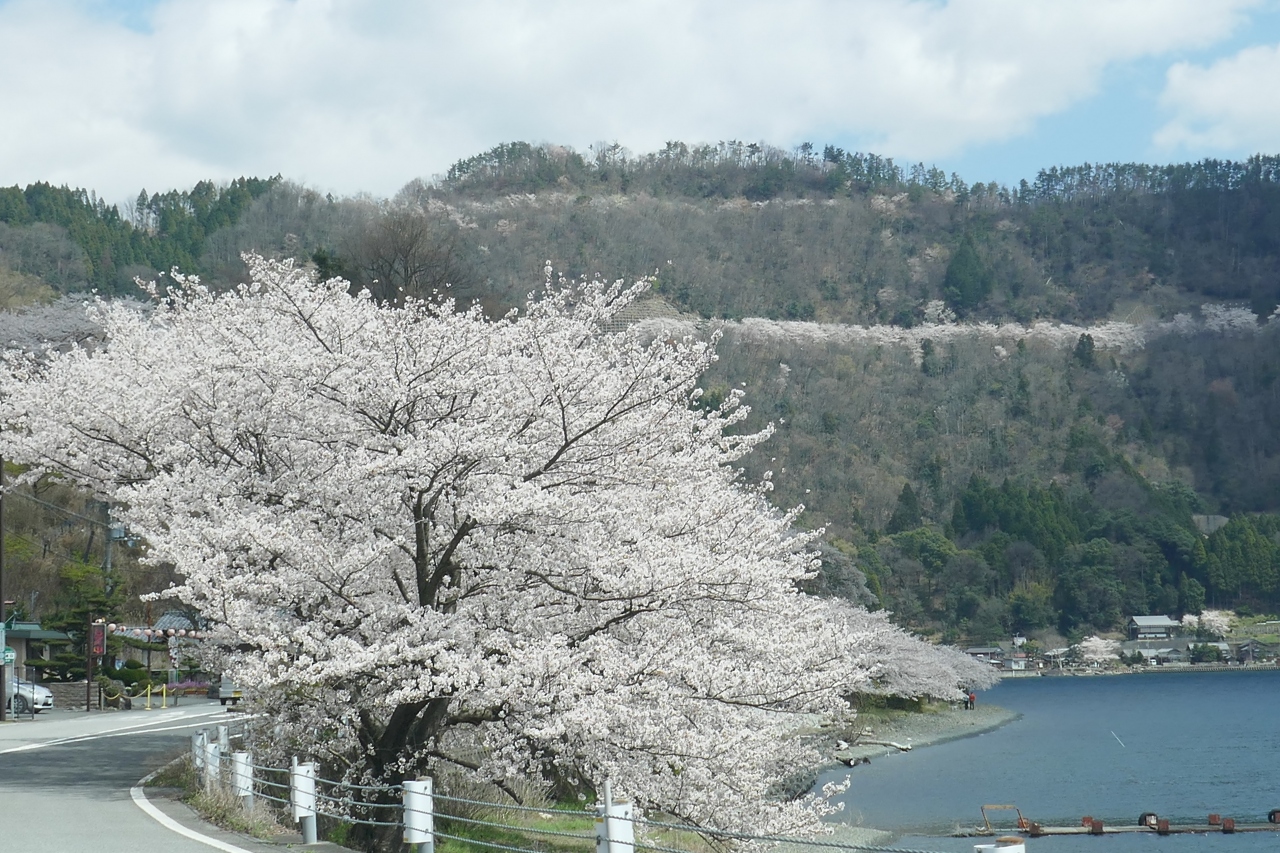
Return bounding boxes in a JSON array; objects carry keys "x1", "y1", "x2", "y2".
[{"x1": 5, "y1": 678, "x2": 54, "y2": 714}]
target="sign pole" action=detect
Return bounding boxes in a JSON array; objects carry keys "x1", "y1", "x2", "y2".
[
  {"x1": 86, "y1": 617, "x2": 93, "y2": 712},
  {"x1": 86, "y1": 620, "x2": 105, "y2": 712}
]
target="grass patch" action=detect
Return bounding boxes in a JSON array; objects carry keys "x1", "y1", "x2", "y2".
[
  {"x1": 187, "y1": 787, "x2": 288, "y2": 840},
  {"x1": 146, "y1": 754, "x2": 197, "y2": 789},
  {"x1": 434, "y1": 805, "x2": 719, "y2": 853},
  {"x1": 145, "y1": 754, "x2": 288, "y2": 841}
]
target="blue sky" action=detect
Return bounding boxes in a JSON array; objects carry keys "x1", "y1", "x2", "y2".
[
  {"x1": 941, "y1": 2, "x2": 1280, "y2": 184},
  {"x1": 2, "y1": 0, "x2": 1279, "y2": 203}
]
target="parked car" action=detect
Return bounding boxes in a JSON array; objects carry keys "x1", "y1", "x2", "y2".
[
  {"x1": 207, "y1": 678, "x2": 242, "y2": 706},
  {"x1": 5, "y1": 678, "x2": 54, "y2": 714}
]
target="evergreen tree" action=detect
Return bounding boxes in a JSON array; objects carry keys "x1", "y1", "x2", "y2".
[
  {"x1": 886, "y1": 483, "x2": 923, "y2": 533},
  {"x1": 1073, "y1": 333, "x2": 1096, "y2": 368},
  {"x1": 942, "y1": 235, "x2": 991, "y2": 313}
]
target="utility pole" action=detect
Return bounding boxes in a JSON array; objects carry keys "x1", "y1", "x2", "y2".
[{"x1": 1, "y1": 451, "x2": 7, "y2": 723}]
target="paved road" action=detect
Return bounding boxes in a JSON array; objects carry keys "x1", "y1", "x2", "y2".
[{"x1": 0, "y1": 702, "x2": 305, "y2": 852}]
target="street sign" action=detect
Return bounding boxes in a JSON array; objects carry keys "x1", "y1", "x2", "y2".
[{"x1": 2, "y1": 647, "x2": 13, "y2": 665}]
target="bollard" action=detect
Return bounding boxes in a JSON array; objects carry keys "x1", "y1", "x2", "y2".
[
  {"x1": 145, "y1": 683, "x2": 152, "y2": 711},
  {"x1": 403, "y1": 777, "x2": 435, "y2": 853},
  {"x1": 1222, "y1": 818, "x2": 1235, "y2": 834},
  {"x1": 1090, "y1": 819, "x2": 1104, "y2": 835},
  {"x1": 217, "y1": 724, "x2": 230, "y2": 752},
  {"x1": 232, "y1": 752, "x2": 254, "y2": 809},
  {"x1": 1209, "y1": 813, "x2": 1221, "y2": 826},
  {"x1": 1080, "y1": 815, "x2": 1093, "y2": 827},
  {"x1": 1157, "y1": 819, "x2": 1170, "y2": 835},
  {"x1": 290, "y1": 760, "x2": 318, "y2": 845}
]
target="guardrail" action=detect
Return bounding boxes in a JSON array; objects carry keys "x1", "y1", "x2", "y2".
[{"x1": 187, "y1": 726, "x2": 962, "y2": 853}]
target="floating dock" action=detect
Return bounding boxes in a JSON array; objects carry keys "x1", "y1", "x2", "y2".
[{"x1": 962, "y1": 810, "x2": 1280, "y2": 838}]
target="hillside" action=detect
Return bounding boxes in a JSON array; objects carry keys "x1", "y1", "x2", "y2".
[{"x1": 2, "y1": 141, "x2": 1279, "y2": 642}]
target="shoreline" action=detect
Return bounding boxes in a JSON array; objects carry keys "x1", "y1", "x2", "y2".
[
  {"x1": 796, "y1": 703, "x2": 1020, "y2": 847},
  {"x1": 1005, "y1": 661, "x2": 1280, "y2": 678},
  {"x1": 830, "y1": 702, "x2": 1021, "y2": 765}
]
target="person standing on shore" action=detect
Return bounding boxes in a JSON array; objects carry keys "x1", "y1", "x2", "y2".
[{"x1": 969, "y1": 691, "x2": 977, "y2": 710}]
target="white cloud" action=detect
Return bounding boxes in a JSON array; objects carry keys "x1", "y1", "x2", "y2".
[
  {"x1": 0, "y1": 0, "x2": 1259, "y2": 202},
  {"x1": 1155, "y1": 42, "x2": 1280, "y2": 154}
]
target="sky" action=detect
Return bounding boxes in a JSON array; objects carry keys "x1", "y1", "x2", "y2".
[{"x1": 3, "y1": 0, "x2": 1280, "y2": 206}]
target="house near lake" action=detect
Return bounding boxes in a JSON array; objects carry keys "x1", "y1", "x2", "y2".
[
  {"x1": 1129, "y1": 615, "x2": 1180, "y2": 640},
  {"x1": 964, "y1": 646, "x2": 1005, "y2": 664}
]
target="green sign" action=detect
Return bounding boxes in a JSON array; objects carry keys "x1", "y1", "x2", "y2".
[{"x1": 2, "y1": 647, "x2": 14, "y2": 665}]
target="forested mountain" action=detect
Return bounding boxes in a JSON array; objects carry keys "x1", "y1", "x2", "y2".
[
  {"x1": 0, "y1": 177, "x2": 278, "y2": 295},
  {"x1": 3, "y1": 141, "x2": 1279, "y2": 644}
]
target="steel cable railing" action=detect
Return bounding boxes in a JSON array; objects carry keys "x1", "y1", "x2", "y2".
[{"x1": 187, "y1": 729, "x2": 958, "y2": 853}]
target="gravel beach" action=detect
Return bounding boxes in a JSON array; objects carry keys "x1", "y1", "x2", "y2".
[
  {"x1": 830, "y1": 702, "x2": 1021, "y2": 764},
  {"x1": 772, "y1": 702, "x2": 1020, "y2": 848}
]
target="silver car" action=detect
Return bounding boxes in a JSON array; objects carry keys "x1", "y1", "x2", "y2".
[{"x1": 5, "y1": 678, "x2": 54, "y2": 714}]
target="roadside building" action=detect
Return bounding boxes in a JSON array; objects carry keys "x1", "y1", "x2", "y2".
[{"x1": 2, "y1": 618, "x2": 70, "y2": 681}]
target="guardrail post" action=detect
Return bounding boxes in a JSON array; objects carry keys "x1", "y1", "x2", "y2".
[
  {"x1": 594, "y1": 780, "x2": 634, "y2": 853},
  {"x1": 232, "y1": 751, "x2": 254, "y2": 809},
  {"x1": 217, "y1": 724, "x2": 230, "y2": 752},
  {"x1": 192, "y1": 730, "x2": 207, "y2": 774},
  {"x1": 291, "y1": 759, "x2": 318, "y2": 844},
  {"x1": 403, "y1": 777, "x2": 434, "y2": 853},
  {"x1": 204, "y1": 739, "x2": 222, "y2": 792}
]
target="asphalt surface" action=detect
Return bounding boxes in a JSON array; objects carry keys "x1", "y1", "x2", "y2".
[{"x1": 0, "y1": 701, "x2": 327, "y2": 853}]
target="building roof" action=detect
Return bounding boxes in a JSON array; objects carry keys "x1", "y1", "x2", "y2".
[
  {"x1": 152, "y1": 611, "x2": 197, "y2": 631},
  {"x1": 1130, "y1": 615, "x2": 1180, "y2": 628},
  {"x1": 5, "y1": 627, "x2": 70, "y2": 641},
  {"x1": 3, "y1": 620, "x2": 70, "y2": 641}
]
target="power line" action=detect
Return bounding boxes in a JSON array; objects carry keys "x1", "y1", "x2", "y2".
[{"x1": 7, "y1": 490, "x2": 108, "y2": 528}]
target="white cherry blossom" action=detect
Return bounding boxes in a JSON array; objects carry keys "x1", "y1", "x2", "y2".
[{"x1": 1, "y1": 255, "x2": 992, "y2": 834}]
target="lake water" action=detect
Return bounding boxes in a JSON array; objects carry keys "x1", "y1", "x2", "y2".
[{"x1": 817, "y1": 669, "x2": 1280, "y2": 852}]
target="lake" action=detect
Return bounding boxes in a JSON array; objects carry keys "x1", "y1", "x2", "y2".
[{"x1": 817, "y1": 669, "x2": 1280, "y2": 852}]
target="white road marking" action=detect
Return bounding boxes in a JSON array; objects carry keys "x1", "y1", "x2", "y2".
[
  {"x1": 0, "y1": 710, "x2": 231, "y2": 754},
  {"x1": 130, "y1": 786, "x2": 257, "y2": 853}
]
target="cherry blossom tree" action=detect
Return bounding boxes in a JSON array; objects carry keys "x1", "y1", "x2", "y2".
[
  {"x1": 1076, "y1": 635, "x2": 1121, "y2": 666},
  {"x1": 1, "y1": 255, "x2": 992, "y2": 836},
  {"x1": 1185, "y1": 609, "x2": 1232, "y2": 638}
]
